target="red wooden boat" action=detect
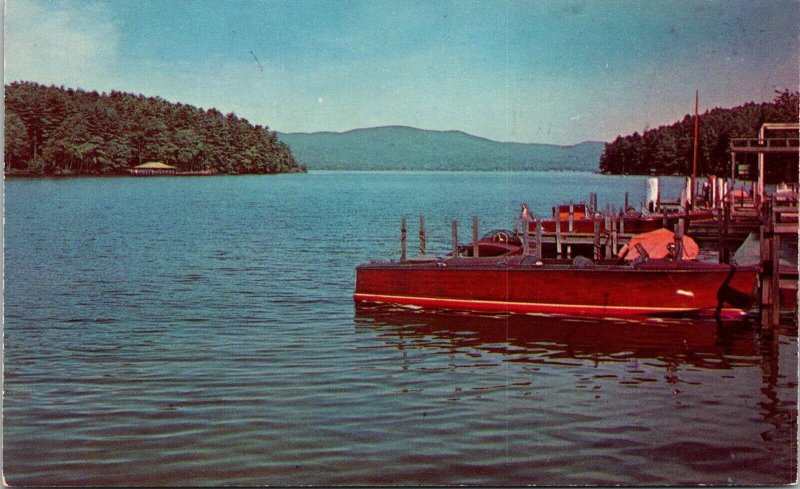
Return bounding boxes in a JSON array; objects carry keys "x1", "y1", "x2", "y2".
[
  {"x1": 530, "y1": 205, "x2": 715, "y2": 235},
  {"x1": 354, "y1": 256, "x2": 757, "y2": 319}
]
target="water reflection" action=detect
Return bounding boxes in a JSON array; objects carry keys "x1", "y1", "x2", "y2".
[
  {"x1": 355, "y1": 305, "x2": 762, "y2": 371},
  {"x1": 354, "y1": 306, "x2": 797, "y2": 483}
]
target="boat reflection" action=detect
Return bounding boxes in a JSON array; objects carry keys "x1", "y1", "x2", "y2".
[
  {"x1": 354, "y1": 306, "x2": 796, "y2": 465},
  {"x1": 354, "y1": 304, "x2": 762, "y2": 370}
]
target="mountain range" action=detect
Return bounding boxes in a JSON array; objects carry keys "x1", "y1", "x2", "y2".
[{"x1": 276, "y1": 126, "x2": 605, "y2": 171}]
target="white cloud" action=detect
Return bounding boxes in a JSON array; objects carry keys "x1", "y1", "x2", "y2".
[{"x1": 4, "y1": 0, "x2": 120, "y2": 88}]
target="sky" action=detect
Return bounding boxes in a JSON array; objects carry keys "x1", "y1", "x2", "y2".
[{"x1": 4, "y1": 0, "x2": 799, "y2": 145}]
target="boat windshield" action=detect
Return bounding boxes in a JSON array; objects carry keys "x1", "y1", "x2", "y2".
[{"x1": 480, "y1": 229, "x2": 515, "y2": 240}]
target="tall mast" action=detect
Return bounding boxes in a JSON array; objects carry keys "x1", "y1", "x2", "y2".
[{"x1": 690, "y1": 90, "x2": 699, "y2": 210}]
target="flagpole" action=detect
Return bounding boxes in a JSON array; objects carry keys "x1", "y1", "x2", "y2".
[{"x1": 690, "y1": 90, "x2": 699, "y2": 210}]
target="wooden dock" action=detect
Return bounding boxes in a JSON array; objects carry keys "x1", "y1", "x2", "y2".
[{"x1": 758, "y1": 192, "x2": 799, "y2": 329}]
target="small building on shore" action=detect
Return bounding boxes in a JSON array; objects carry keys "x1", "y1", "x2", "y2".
[{"x1": 130, "y1": 162, "x2": 178, "y2": 176}]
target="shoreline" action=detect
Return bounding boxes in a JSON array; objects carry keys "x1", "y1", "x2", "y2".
[
  {"x1": 4, "y1": 169, "x2": 646, "y2": 178},
  {"x1": 4, "y1": 169, "x2": 308, "y2": 179}
]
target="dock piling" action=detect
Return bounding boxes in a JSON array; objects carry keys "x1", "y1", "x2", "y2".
[
  {"x1": 716, "y1": 207, "x2": 724, "y2": 264},
  {"x1": 522, "y1": 218, "x2": 531, "y2": 256},
  {"x1": 419, "y1": 215, "x2": 426, "y2": 257},
  {"x1": 771, "y1": 232, "x2": 781, "y2": 326},
  {"x1": 611, "y1": 214, "x2": 618, "y2": 255},
  {"x1": 675, "y1": 218, "x2": 685, "y2": 259},
  {"x1": 555, "y1": 209, "x2": 563, "y2": 258},
  {"x1": 451, "y1": 220, "x2": 459, "y2": 258},
  {"x1": 472, "y1": 216, "x2": 480, "y2": 258},
  {"x1": 593, "y1": 217, "x2": 601, "y2": 261},
  {"x1": 535, "y1": 220, "x2": 543, "y2": 261},
  {"x1": 568, "y1": 202, "x2": 574, "y2": 232},
  {"x1": 401, "y1": 217, "x2": 407, "y2": 262}
]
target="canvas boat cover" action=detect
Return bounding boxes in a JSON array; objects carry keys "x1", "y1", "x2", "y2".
[{"x1": 617, "y1": 227, "x2": 699, "y2": 261}]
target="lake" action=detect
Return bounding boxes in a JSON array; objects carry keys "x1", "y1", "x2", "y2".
[{"x1": 4, "y1": 171, "x2": 797, "y2": 485}]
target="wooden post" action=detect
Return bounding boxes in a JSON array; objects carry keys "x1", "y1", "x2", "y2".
[
  {"x1": 771, "y1": 232, "x2": 781, "y2": 326},
  {"x1": 717, "y1": 207, "x2": 724, "y2": 264},
  {"x1": 522, "y1": 219, "x2": 530, "y2": 256},
  {"x1": 567, "y1": 203, "x2": 574, "y2": 258},
  {"x1": 555, "y1": 211, "x2": 562, "y2": 258},
  {"x1": 722, "y1": 200, "x2": 731, "y2": 236},
  {"x1": 535, "y1": 219, "x2": 543, "y2": 261},
  {"x1": 611, "y1": 214, "x2": 618, "y2": 255},
  {"x1": 619, "y1": 212, "x2": 625, "y2": 235},
  {"x1": 760, "y1": 216, "x2": 770, "y2": 328},
  {"x1": 684, "y1": 205, "x2": 691, "y2": 236},
  {"x1": 472, "y1": 216, "x2": 479, "y2": 258},
  {"x1": 451, "y1": 219, "x2": 459, "y2": 258},
  {"x1": 419, "y1": 215, "x2": 426, "y2": 257},
  {"x1": 593, "y1": 217, "x2": 601, "y2": 261},
  {"x1": 769, "y1": 198, "x2": 780, "y2": 326},
  {"x1": 624, "y1": 192, "x2": 629, "y2": 212},
  {"x1": 691, "y1": 90, "x2": 699, "y2": 210},
  {"x1": 568, "y1": 202, "x2": 574, "y2": 232},
  {"x1": 604, "y1": 214, "x2": 612, "y2": 259},
  {"x1": 709, "y1": 175, "x2": 717, "y2": 209},
  {"x1": 675, "y1": 218, "x2": 685, "y2": 260},
  {"x1": 401, "y1": 217, "x2": 407, "y2": 262}
]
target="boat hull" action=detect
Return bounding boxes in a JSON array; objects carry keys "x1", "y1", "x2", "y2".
[{"x1": 355, "y1": 258, "x2": 757, "y2": 319}]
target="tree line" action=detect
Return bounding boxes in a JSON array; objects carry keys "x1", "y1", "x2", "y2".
[
  {"x1": 599, "y1": 90, "x2": 798, "y2": 181},
  {"x1": 4, "y1": 81, "x2": 306, "y2": 175}
]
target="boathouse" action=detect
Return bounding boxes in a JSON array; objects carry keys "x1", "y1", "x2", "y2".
[{"x1": 130, "y1": 162, "x2": 178, "y2": 176}]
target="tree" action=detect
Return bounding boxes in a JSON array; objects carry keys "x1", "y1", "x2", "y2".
[
  {"x1": 173, "y1": 128, "x2": 204, "y2": 171},
  {"x1": 4, "y1": 82, "x2": 305, "y2": 175},
  {"x1": 600, "y1": 90, "x2": 799, "y2": 176},
  {"x1": 4, "y1": 111, "x2": 29, "y2": 170}
]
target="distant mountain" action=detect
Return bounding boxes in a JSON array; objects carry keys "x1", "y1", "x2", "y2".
[{"x1": 276, "y1": 126, "x2": 604, "y2": 171}]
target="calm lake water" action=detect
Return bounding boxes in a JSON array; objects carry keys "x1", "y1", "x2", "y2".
[{"x1": 4, "y1": 172, "x2": 797, "y2": 485}]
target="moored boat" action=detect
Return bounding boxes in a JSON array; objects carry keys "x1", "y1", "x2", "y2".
[
  {"x1": 354, "y1": 255, "x2": 757, "y2": 319},
  {"x1": 530, "y1": 207, "x2": 716, "y2": 235}
]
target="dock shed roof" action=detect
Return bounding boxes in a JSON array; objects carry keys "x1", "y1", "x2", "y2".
[{"x1": 134, "y1": 162, "x2": 177, "y2": 170}]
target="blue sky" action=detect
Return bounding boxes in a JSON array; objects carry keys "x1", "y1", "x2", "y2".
[{"x1": 5, "y1": 0, "x2": 799, "y2": 144}]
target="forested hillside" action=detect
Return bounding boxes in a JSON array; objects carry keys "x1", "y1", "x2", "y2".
[
  {"x1": 4, "y1": 82, "x2": 305, "y2": 175},
  {"x1": 599, "y1": 90, "x2": 798, "y2": 177},
  {"x1": 277, "y1": 126, "x2": 604, "y2": 171}
]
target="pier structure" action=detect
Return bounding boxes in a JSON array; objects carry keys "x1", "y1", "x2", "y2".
[
  {"x1": 728, "y1": 123, "x2": 800, "y2": 329},
  {"x1": 758, "y1": 194, "x2": 798, "y2": 328}
]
